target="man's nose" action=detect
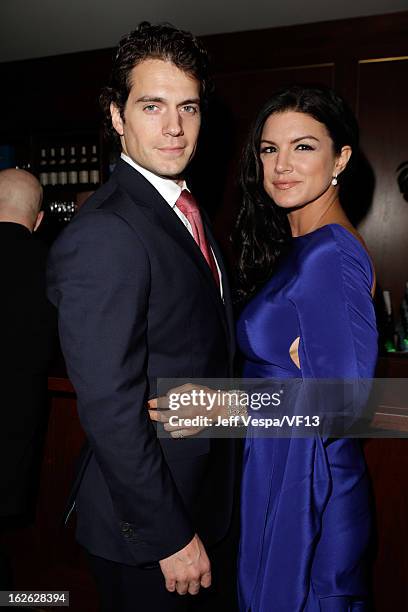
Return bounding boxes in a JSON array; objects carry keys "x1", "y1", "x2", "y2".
[{"x1": 163, "y1": 110, "x2": 184, "y2": 137}]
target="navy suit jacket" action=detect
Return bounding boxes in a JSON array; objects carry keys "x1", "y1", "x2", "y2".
[{"x1": 47, "y1": 159, "x2": 236, "y2": 566}]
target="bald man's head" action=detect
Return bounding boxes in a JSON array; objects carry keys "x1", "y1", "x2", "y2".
[{"x1": 0, "y1": 169, "x2": 43, "y2": 232}]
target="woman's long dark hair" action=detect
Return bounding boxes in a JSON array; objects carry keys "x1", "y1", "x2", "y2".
[{"x1": 234, "y1": 84, "x2": 359, "y2": 301}]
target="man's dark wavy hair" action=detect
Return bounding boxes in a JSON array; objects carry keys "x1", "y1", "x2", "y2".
[
  {"x1": 99, "y1": 21, "x2": 212, "y2": 143},
  {"x1": 233, "y1": 84, "x2": 359, "y2": 301}
]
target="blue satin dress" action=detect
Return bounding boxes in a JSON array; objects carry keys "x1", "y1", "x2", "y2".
[{"x1": 237, "y1": 224, "x2": 378, "y2": 612}]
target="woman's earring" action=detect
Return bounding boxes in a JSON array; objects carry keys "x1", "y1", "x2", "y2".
[{"x1": 331, "y1": 175, "x2": 338, "y2": 186}]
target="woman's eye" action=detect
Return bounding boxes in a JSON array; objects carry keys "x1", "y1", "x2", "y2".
[
  {"x1": 260, "y1": 146, "x2": 276, "y2": 154},
  {"x1": 296, "y1": 143, "x2": 314, "y2": 151}
]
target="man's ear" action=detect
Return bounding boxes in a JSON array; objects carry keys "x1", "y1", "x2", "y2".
[
  {"x1": 110, "y1": 103, "x2": 124, "y2": 136},
  {"x1": 33, "y1": 210, "x2": 44, "y2": 232},
  {"x1": 335, "y1": 145, "x2": 352, "y2": 176}
]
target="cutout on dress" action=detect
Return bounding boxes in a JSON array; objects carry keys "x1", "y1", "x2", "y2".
[{"x1": 289, "y1": 336, "x2": 301, "y2": 369}]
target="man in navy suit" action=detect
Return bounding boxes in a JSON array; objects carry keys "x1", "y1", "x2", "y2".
[{"x1": 47, "y1": 22, "x2": 236, "y2": 611}]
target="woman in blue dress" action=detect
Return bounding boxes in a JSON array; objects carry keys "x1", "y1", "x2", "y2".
[{"x1": 234, "y1": 85, "x2": 378, "y2": 611}]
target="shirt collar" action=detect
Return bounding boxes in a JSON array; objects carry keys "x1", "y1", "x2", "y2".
[{"x1": 121, "y1": 153, "x2": 188, "y2": 208}]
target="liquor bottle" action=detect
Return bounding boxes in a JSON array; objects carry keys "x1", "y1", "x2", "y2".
[
  {"x1": 68, "y1": 146, "x2": 78, "y2": 185},
  {"x1": 48, "y1": 147, "x2": 58, "y2": 186},
  {"x1": 400, "y1": 281, "x2": 408, "y2": 351},
  {"x1": 382, "y1": 290, "x2": 397, "y2": 352},
  {"x1": 39, "y1": 148, "x2": 48, "y2": 186},
  {"x1": 78, "y1": 145, "x2": 89, "y2": 185},
  {"x1": 58, "y1": 146, "x2": 68, "y2": 186},
  {"x1": 89, "y1": 144, "x2": 100, "y2": 185}
]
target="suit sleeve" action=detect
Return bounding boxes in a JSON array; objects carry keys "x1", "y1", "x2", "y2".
[{"x1": 47, "y1": 209, "x2": 194, "y2": 563}]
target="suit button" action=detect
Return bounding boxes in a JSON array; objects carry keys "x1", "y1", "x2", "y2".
[{"x1": 120, "y1": 521, "x2": 135, "y2": 538}]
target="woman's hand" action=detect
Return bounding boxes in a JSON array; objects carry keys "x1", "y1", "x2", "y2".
[{"x1": 148, "y1": 383, "x2": 228, "y2": 438}]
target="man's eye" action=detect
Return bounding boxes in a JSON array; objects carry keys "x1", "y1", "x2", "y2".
[
  {"x1": 181, "y1": 105, "x2": 199, "y2": 114},
  {"x1": 143, "y1": 105, "x2": 159, "y2": 112}
]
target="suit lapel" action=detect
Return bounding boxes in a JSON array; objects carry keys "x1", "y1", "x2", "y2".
[{"x1": 110, "y1": 160, "x2": 231, "y2": 347}]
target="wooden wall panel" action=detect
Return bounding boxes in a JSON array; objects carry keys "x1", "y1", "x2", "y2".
[
  {"x1": 357, "y1": 58, "x2": 408, "y2": 311},
  {"x1": 364, "y1": 438, "x2": 408, "y2": 610},
  {"x1": 2, "y1": 392, "x2": 98, "y2": 612},
  {"x1": 215, "y1": 64, "x2": 334, "y2": 137},
  {"x1": 202, "y1": 65, "x2": 335, "y2": 251}
]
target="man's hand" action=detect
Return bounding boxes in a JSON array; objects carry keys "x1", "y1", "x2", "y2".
[
  {"x1": 148, "y1": 383, "x2": 228, "y2": 438},
  {"x1": 159, "y1": 534, "x2": 211, "y2": 595}
]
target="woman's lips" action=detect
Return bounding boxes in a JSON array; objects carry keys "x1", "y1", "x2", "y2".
[{"x1": 272, "y1": 181, "x2": 300, "y2": 190}]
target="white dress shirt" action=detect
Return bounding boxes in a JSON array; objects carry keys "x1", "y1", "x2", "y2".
[{"x1": 121, "y1": 154, "x2": 223, "y2": 296}]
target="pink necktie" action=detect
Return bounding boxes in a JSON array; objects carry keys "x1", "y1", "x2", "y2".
[{"x1": 176, "y1": 190, "x2": 220, "y2": 288}]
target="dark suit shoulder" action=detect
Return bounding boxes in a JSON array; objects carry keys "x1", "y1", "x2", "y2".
[
  {"x1": 48, "y1": 209, "x2": 149, "y2": 282},
  {"x1": 76, "y1": 176, "x2": 118, "y2": 213},
  {"x1": 47, "y1": 196, "x2": 151, "y2": 310},
  {"x1": 78, "y1": 161, "x2": 150, "y2": 214},
  {"x1": 53, "y1": 188, "x2": 138, "y2": 247},
  {"x1": 75, "y1": 170, "x2": 149, "y2": 223},
  {"x1": 51, "y1": 178, "x2": 155, "y2": 264}
]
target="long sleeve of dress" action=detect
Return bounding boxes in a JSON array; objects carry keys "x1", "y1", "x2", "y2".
[
  {"x1": 292, "y1": 226, "x2": 378, "y2": 436},
  {"x1": 294, "y1": 226, "x2": 377, "y2": 380}
]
